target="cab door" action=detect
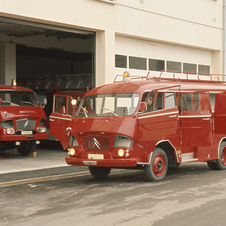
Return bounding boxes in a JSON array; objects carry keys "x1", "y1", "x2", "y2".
[
  {"x1": 138, "y1": 89, "x2": 180, "y2": 154},
  {"x1": 50, "y1": 94, "x2": 75, "y2": 150}
]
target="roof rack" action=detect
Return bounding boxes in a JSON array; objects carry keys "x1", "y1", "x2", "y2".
[
  {"x1": 114, "y1": 70, "x2": 226, "y2": 84},
  {"x1": 114, "y1": 73, "x2": 149, "y2": 82},
  {"x1": 151, "y1": 70, "x2": 226, "y2": 84}
]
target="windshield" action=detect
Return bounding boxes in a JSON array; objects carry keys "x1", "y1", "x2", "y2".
[
  {"x1": 0, "y1": 91, "x2": 40, "y2": 107},
  {"x1": 77, "y1": 93, "x2": 140, "y2": 117}
]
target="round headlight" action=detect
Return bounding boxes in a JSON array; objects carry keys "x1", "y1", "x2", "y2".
[
  {"x1": 6, "y1": 128, "x2": 15, "y2": 135},
  {"x1": 68, "y1": 148, "x2": 75, "y2": 156},
  {"x1": 38, "y1": 127, "x2": 46, "y2": 133},
  {"x1": 118, "y1": 149, "x2": 124, "y2": 157}
]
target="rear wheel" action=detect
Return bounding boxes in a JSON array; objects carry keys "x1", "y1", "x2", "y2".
[
  {"x1": 89, "y1": 167, "x2": 111, "y2": 179},
  {"x1": 144, "y1": 147, "x2": 168, "y2": 182},
  {"x1": 215, "y1": 141, "x2": 226, "y2": 170},
  {"x1": 17, "y1": 141, "x2": 36, "y2": 156}
]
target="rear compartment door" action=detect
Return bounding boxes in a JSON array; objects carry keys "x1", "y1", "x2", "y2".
[
  {"x1": 50, "y1": 94, "x2": 75, "y2": 150},
  {"x1": 180, "y1": 92, "x2": 212, "y2": 147},
  {"x1": 214, "y1": 92, "x2": 226, "y2": 134}
]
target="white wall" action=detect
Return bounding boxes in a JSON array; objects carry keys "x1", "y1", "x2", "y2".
[{"x1": 0, "y1": 0, "x2": 223, "y2": 85}]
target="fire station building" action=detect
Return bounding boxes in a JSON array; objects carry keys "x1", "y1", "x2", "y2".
[{"x1": 0, "y1": 0, "x2": 224, "y2": 90}]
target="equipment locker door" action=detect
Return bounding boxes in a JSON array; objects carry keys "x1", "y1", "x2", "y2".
[
  {"x1": 214, "y1": 92, "x2": 226, "y2": 134},
  {"x1": 50, "y1": 94, "x2": 75, "y2": 150},
  {"x1": 180, "y1": 92, "x2": 212, "y2": 148}
]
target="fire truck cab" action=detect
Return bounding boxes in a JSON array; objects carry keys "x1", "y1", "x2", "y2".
[
  {"x1": 65, "y1": 71, "x2": 226, "y2": 181},
  {"x1": 0, "y1": 79, "x2": 48, "y2": 156}
]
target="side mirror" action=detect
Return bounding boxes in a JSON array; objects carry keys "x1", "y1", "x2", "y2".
[
  {"x1": 0, "y1": 98, "x2": 2, "y2": 104},
  {"x1": 140, "y1": 102, "x2": 147, "y2": 112}
]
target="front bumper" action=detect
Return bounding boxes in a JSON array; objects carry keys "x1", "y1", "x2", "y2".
[
  {"x1": 65, "y1": 157, "x2": 137, "y2": 167},
  {"x1": 0, "y1": 133, "x2": 49, "y2": 141}
]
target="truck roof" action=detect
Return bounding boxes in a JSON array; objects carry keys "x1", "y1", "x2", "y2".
[
  {"x1": 86, "y1": 79, "x2": 226, "y2": 96},
  {"x1": 0, "y1": 85, "x2": 34, "y2": 92}
]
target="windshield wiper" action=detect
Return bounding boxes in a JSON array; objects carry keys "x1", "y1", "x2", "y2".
[
  {"x1": 101, "y1": 107, "x2": 118, "y2": 117},
  {"x1": 81, "y1": 107, "x2": 88, "y2": 118},
  {"x1": 2, "y1": 100, "x2": 19, "y2": 106},
  {"x1": 22, "y1": 101, "x2": 39, "y2": 107}
]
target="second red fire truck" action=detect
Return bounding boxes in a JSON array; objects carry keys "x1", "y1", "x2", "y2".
[{"x1": 0, "y1": 79, "x2": 48, "y2": 156}]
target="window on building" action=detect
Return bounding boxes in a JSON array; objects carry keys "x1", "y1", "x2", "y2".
[
  {"x1": 149, "y1": 59, "x2": 165, "y2": 71},
  {"x1": 183, "y1": 63, "x2": 196, "y2": 74},
  {"x1": 167, "y1": 61, "x2": 181, "y2": 72},
  {"x1": 198, "y1": 65, "x2": 210, "y2": 74},
  {"x1": 115, "y1": 55, "x2": 127, "y2": 68},
  {"x1": 129, "y1": 56, "x2": 147, "y2": 70}
]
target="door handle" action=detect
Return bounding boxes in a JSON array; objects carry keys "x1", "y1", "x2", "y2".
[
  {"x1": 202, "y1": 118, "x2": 210, "y2": 121},
  {"x1": 169, "y1": 115, "x2": 177, "y2": 118},
  {"x1": 50, "y1": 119, "x2": 55, "y2": 121}
]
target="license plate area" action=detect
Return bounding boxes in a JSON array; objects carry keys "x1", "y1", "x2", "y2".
[
  {"x1": 21, "y1": 131, "x2": 33, "y2": 135},
  {"x1": 88, "y1": 154, "x2": 104, "y2": 160}
]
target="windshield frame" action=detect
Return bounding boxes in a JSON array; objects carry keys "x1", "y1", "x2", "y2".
[
  {"x1": 76, "y1": 92, "x2": 140, "y2": 118},
  {"x1": 0, "y1": 90, "x2": 40, "y2": 107}
]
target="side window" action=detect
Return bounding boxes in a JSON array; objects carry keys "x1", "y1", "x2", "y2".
[
  {"x1": 209, "y1": 93, "x2": 216, "y2": 113},
  {"x1": 181, "y1": 92, "x2": 210, "y2": 112},
  {"x1": 141, "y1": 91, "x2": 155, "y2": 112},
  {"x1": 155, "y1": 92, "x2": 163, "y2": 110},
  {"x1": 165, "y1": 92, "x2": 176, "y2": 109},
  {"x1": 193, "y1": 93, "x2": 200, "y2": 110},
  {"x1": 54, "y1": 96, "x2": 66, "y2": 114},
  {"x1": 182, "y1": 93, "x2": 193, "y2": 111}
]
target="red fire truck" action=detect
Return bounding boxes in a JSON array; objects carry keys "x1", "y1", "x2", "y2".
[
  {"x1": 0, "y1": 79, "x2": 48, "y2": 156},
  {"x1": 65, "y1": 71, "x2": 226, "y2": 181}
]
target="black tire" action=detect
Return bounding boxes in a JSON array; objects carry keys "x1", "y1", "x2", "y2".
[
  {"x1": 214, "y1": 141, "x2": 226, "y2": 170},
  {"x1": 17, "y1": 140, "x2": 36, "y2": 156},
  {"x1": 207, "y1": 161, "x2": 218, "y2": 170},
  {"x1": 144, "y1": 147, "x2": 168, "y2": 182},
  {"x1": 169, "y1": 163, "x2": 180, "y2": 169},
  {"x1": 89, "y1": 166, "x2": 111, "y2": 179}
]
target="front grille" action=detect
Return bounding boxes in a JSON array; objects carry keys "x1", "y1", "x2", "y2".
[
  {"x1": 83, "y1": 136, "x2": 111, "y2": 151},
  {"x1": 16, "y1": 118, "x2": 36, "y2": 131}
]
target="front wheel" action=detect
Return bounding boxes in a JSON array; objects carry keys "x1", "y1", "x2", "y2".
[
  {"x1": 144, "y1": 147, "x2": 168, "y2": 182},
  {"x1": 17, "y1": 140, "x2": 36, "y2": 156},
  {"x1": 214, "y1": 141, "x2": 226, "y2": 170},
  {"x1": 89, "y1": 166, "x2": 111, "y2": 179}
]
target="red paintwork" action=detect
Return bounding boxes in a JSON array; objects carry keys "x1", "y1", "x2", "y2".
[
  {"x1": 64, "y1": 72, "x2": 226, "y2": 170},
  {"x1": 49, "y1": 90, "x2": 87, "y2": 149},
  {"x1": 0, "y1": 85, "x2": 48, "y2": 145}
]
